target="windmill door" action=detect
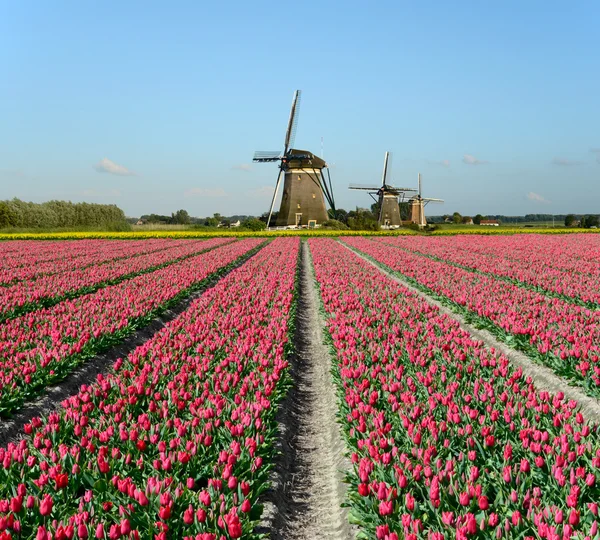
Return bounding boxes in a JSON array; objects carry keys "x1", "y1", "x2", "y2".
[{"x1": 295, "y1": 213, "x2": 302, "y2": 227}]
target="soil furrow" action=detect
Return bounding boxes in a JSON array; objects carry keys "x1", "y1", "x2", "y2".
[
  {"x1": 259, "y1": 241, "x2": 352, "y2": 540},
  {"x1": 343, "y1": 241, "x2": 600, "y2": 424}
]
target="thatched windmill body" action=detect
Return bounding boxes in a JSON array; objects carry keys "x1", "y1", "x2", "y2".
[
  {"x1": 253, "y1": 91, "x2": 335, "y2": 228},
  {"x1": 407, "y1": 173, "x2": 444, "y2": 227},
  {"x1": 349, "y1": 152, "x2": 416, "y2": 228}
]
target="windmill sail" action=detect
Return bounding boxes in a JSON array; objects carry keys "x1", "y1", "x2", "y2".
[
  {"x1": 284, "y1": 90, "x2": 301, "y2": 153},
  {"x1": 253, "y1": 151, "x2": 282, "y2": 162},
  {"x1": 381, "y1": 152, "x2": 390, "y2": 186}
]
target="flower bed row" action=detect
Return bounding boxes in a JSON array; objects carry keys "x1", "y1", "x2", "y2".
[
  {"x1": 0, "y1": 239, "x2": 262, "y2": 417},
  {"x1": 0, "y1": 237, "x2": 299, "y2": 539},
  {"x1": 375, "y1": 235, "x2": 600, "y2": 306},
  {"x1": 344, "y1": 237, "x2": 600, "y2": 398},
  {"x1": 309, "y1": 238, "x2": 600, "y2": 540},
  {"x1": 0, "y1": 238, "x2": 233, "y2": 321},
  {"x1": 0, "y1": 239, "x2": 189, "y2": 286},
  {"x1": 409, "y1": 233, "x2": 600, "y2": 270},
  {"x1": 0, "y1": 239, "x2": 112, "y2": 266}
]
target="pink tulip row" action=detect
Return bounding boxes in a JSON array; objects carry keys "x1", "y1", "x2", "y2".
[
  {"x1": 0, "y1": 239, "x2": 234, "y2": 320},
  {"x1": 0, "y1": 239, "x2": 190, "y2": 286},
  {"x1": 374, "y1": 235, "x2": 600, "y2": 305},
  {"x1": 0, "y1": 237, "x2": 299, "y2": 539},
  {"x1": 0, "y1": 238, "x2": 262, "y2": 416},
  {"x1": 0, "y1": 240, "x2": 146, "y2": 281},
  {"x1": 309, "y1": 238, "x2": 600, "y2": 540},
  {"x1": 416, "y1": 234, "x2": 600, "y2": 274},
  {"x1": 344, "y1": 237, "x2": 600, "y2": 396}
]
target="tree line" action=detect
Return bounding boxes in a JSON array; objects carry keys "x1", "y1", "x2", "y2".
[
  {"x1": 0, "y1": 199, "x2": 128, "y2": 229},
  {"x1": 429, "y1": 213, "x2": 600, "y2": 227}
]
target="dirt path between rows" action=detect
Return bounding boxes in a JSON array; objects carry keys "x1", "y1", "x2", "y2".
[
  {"x1": 258, "y1": 241, "x2": 353, "y2": 540},
  {"x1": 0, "y1": 247, "x2": 263, "y2": 448},
  {"x1": 343, "y1": 242, "x2": 600, "y2": 424}
]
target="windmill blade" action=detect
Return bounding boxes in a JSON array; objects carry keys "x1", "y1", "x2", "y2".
[
  {"x1": 381, "y1": 152, "x2": 390, "y2": 186},
  {"x1": 326, "y1": 168, "x2": 336, "y2": 213},
  {"x1": 422, "y1": 197, "x2": 444, "y2": 203},
  {"x1": 253, "y1": 151, "x2": 282, "y2": 162},
  {"x1": 266, "y1": 169, "x2": 285, "y2": 228},
  {"x1": 349, "y1": 183, "x2": 381, "y2": 191},
  {"x1": 283, "y1": 90, "x2": 301, "y2": 154},
  {"x1": 386, "y1": 185, "x2": 417, "y2": 192}
]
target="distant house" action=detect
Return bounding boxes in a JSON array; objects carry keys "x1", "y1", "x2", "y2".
[
  {"x1": 218, "y1": 220, "x2": 241, "y2": 228},
  {"x1": 444, "y1": 217, "x2": 453, "y2": 224},
  {"x1": 480, "y1": 220, "x2": 500, "y2": 226},
  {"x1": 135, "y1": 219, "x2": 146, "y2": 226},
  {"x1": 463, "y1": 218, "x2": 474, "y2": 225}
]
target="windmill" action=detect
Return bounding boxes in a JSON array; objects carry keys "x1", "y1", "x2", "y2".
[
  {"x1": 349, "y1": 152, "x2": 417, "y2": 228},
  {"x1": 253, "y1": 90, "x2": 335, "y2": 228},
  {"x1": 407, "y1": 173, "x2": 444, "y2": 227}
]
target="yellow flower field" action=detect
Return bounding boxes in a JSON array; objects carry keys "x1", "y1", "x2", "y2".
[{"x1": 0, "y1": 227, "x2": 598, "y2": 240}]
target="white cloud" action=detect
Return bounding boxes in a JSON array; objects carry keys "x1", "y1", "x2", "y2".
[
  {"x1": 184, "y1": 187, "x2": 227, "y2": 197},
  {"x1": 93, "y1": 158, "x2": 136, "y2": 176},
  {"x1": 462, "y1": 154, "x2": 487, "y2": 165},
  {"x1": 232, "y1": 164, "x2": 253, "y2": 172},
  {"x1": 81, "y1": 189, "x2": 122, "y2": 198},
  {"x1": 527, "y1": 191, "x2": 550, "y2": 204},
  {"x1": 247, "y1": 185, "x2": 275, "y2": 198},
  {"x1": 427, "y1": 159, "x2": 450, "y2": 167},
  {"x1": 552, "y1": 157, "x2": 580, "y2": 166}
]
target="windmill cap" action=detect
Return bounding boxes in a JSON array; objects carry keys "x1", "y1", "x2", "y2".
[{"x1": 285, "y1": 149, "x2": 327, "y2": 169}]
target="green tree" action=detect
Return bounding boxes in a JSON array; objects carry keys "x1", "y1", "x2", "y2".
[
  {"x1": 582, "y1": 215, "x2": 599, "y2": 228},
  {"x1": 172, "y1": 209, "x2": 190, "y2": 225},
  {"x1": 0, "y1": 202, "x2": 17, "y2": 228},
  {"x1": 473, "y1": 214, "x2": 483, "y2": 225},
  {"x1": 399, "y1": 202, "x2": 410, "y2": 221},
  {"x1": 332, "y1": 208, "x2": 348, "y2": 224},
  {"x1": 347, "y1": 208, "x2": 380, "y2": 231},
  {"x1": 241, "y1": 217, "x2": 266, "y2": 231},
  {"x1": 321, "y1": 219, "x2": 349, "y2": 230},
  {"x1": 452, "y1": 212, "x2": 462, "y2": 224},
  {"x1": 564, "y1": 214, "x2": 576, "y2": 227},
  {"x1": 0, "y1": 198, "x2": 127, "y2": 229}
]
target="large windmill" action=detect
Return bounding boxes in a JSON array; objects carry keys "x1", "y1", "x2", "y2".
[
  {"x1": 407, "y1": 173, "x2": 444, "y2": 227},
  {"x1": 349, "y1": 152, "x2": 417, "y2": 228},
  {"x1": 253, "y1": 90, "x2": 335, "y2": 228}
]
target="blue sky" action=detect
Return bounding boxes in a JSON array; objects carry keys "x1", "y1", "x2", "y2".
[{"x1": 1, "y1": 1, "x2": 598, "y2": 217}]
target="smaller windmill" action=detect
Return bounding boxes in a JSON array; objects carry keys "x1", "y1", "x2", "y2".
[
  {"x1": 349, "y1": 152, "x2": 417, "y2": 228},
  {"x1": 407, "y1": 173, "x2": 444, "y2": 227}
]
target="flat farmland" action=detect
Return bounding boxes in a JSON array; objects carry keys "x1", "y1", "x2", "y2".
[{"x1": 0, "y1": 234, "x2": 599, "y2": 539}]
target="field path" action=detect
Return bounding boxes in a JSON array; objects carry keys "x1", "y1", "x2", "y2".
[
  {"x1": 343, "y1": 241, "x2": 600, "y2": 423},
  {"x1": 260, "y1": 241, "x2": 353, "y2": 540}
]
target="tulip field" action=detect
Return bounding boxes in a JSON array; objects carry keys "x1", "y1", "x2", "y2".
[
  {"x1": 343, "y1": 236, "x2": 600, "y2": 398},
  {"x1": 0, "y1": 233, "x2": 599, "y2": 539}
]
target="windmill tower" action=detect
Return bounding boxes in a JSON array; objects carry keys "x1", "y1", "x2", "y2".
[
  {"x1": 407, "y1": 173, "x2": 444, "y2": 227},
  {"x1": 253, "y1": 91, "x2": 335, "y2": 228},
  {"x1": 349, "y1": 152, "x2": 416, "y2": 228}
]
